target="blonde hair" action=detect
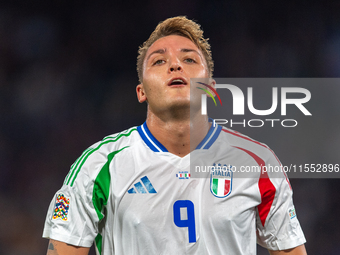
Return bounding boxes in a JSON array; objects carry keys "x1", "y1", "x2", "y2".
[{"x1": 137, "y1": 16, "x2": 214, "y2": 83}]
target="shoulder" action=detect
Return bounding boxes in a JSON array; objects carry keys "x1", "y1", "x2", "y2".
[
  {"x1": 217, "y1": 126, "x2": 281, "y2": 164},
  {"x1": 84, "y1": 126, "x2": 139, "y2": 161},
  {"x1": 97, "y1": 126, "x2": 140, "y2": 154},
  {"x1": 217, "y1": 126, "x2": 291, "y2": 185},
  {"x1": 64, "y1": 126, "x2": 139, "y2": 187},
  {"x1": 218, "y1": 126, "x2": 271, "y2": 152}
]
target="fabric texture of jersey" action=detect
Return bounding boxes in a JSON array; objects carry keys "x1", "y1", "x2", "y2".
[{"x1": 43, "y1": 123, "x2": 306, "y2": 254}]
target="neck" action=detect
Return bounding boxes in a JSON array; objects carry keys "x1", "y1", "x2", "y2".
[{"x1": 145, "y1": 108, "x2": 210, "y2": 157}]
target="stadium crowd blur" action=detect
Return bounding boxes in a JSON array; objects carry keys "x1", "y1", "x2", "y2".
[{"x1": 0, "y1": 1, "x2": 339, "y2": 254}]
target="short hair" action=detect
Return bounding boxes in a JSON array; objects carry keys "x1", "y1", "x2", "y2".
[{"x1": 137, "y1": 16, "x2": 214, "y2": 83}]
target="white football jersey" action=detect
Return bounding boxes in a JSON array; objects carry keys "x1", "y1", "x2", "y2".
[{"x1": 43, "y1": 122, "x2": 306, "y2": 254}]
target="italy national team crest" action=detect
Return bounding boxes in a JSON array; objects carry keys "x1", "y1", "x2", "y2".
[
  {"x1": 52, "y1": 193, "x2": 70, "y2": 221},
  {"x1": 210, "y1": 163, "x2": 233, "y2": 198}
]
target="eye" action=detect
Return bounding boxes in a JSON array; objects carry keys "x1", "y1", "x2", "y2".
[
  {"x1": 184, "y1": 58, "x2": 196, "y2": 63},
  {"x1": 153, "y1": 59, "x2": 165, "y2": 65}
]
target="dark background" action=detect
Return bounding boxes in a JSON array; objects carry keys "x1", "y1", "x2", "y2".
[{"x1": 0, "y1": 1, "x2": 339, "y2": 254}]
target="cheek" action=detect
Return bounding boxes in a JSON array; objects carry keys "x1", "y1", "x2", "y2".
[
  {"x1": 193, "y1": 69, "x2": 209, "y2": 78},
  {"x1": 188, "y1": 63, "x2": 209, "y2": 78},
  {"x1": 143, "y1": 76, "x2": 167, "y2": 96},
  {"x1": 143, "y1": 67, "x2": 163, "y2": 83},
  {"x1": 144, "y1": 69, "x2": 167, "y2": 88}
]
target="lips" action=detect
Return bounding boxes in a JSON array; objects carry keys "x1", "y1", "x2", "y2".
[{"x1": 168, "y1": 77, "x2": 187, "y2": 86}]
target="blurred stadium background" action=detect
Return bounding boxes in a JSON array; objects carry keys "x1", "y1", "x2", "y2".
[{"x1": 0, "y1": 1, "x2": 339, "y2": 254}]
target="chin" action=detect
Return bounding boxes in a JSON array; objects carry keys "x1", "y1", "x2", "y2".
[{"x1": 167, "y1": 100, "x2": 191, "y2": 112}]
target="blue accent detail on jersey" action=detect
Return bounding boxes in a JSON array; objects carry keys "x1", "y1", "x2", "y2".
[
  {"x1": 173, "y1": 200, "x2": 196, "y2": 243},
  {"x1": 137, "y1": 122, "x2": 168, "y2": 152},
  {"x1": 196, "y1": 123, "x2": 222, "y2": 150},
  {"x1": 128, "y1": 188, "x2": 136, "y2": 193},
  {"x1": 141, "y1": 176, "x2": 157, "y2": 193},
  {"x1": 134, "y1": 182, "x2": 147, "y2": 193},
  {"x1": 138, "y1": 121, "x2": 221, "y2": 152},
  {"x1": 137, "y1": 125, "x2": 158, "y2": 152},
  {"x1": 203, "y1": 125, "x2": 222, "y2": 149},
  {"x1": 195, "y1": 123, "x2": 215, "y2": 149},
  {"x1": 128, "y1": 176, "x2": 157, "y2": 194}
]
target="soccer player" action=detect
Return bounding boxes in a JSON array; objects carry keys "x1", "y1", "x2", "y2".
[{"x1": 43, "y1": 16, "x2": 307, "y2": 254}]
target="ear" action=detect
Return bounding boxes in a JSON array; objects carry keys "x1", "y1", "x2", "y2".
[
  {"x1": 210, "y1": 78, "x2": 216, "y2": 89},
  {"x1": 207, "y1": 78, "x2": 216, "y2": 98},
  {"x1": 136, "y1": 83, "x2": 147, "y2": 103}
]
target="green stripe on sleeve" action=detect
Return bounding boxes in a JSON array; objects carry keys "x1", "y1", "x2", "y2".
[
  {"x1": 92, "y1": 146, "x2": 128, "y2": 221},
  {"x1": 95, "y1": 234, "x2": 103, "y2": 255},
  {"x1": 71, "y1": 147, "x2": 92, "y2": 169},
  {"x1": 64, "y1": 147, "x2": 92, "y2": 185},
  {"x1": 66, "y1": 128, "x2": 136, "y2": 186}
]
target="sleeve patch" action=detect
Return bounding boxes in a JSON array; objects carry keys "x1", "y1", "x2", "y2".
[
  {"x1": 288, "y1": 207, "x2": 296, "y2": 220},
  {"x1": 52, "y1": 193, "x2": 70, "y2": 221}
]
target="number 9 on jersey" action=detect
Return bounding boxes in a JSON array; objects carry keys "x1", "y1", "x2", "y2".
[{"x1": 173, "y1": 200, "x2": 196, "y2": 243}]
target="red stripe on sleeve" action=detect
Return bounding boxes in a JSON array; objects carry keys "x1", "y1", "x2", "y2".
[
  {"x1": 222, "y1": 128, "x2": 291, "y2": 190},
  {"x1": 233, "y1": 146, "x2": 276, "y2": 227}
]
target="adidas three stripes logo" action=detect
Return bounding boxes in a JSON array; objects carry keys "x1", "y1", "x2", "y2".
[{"x1": 128, "y1": 176, "x2": 157, "y2": 194}]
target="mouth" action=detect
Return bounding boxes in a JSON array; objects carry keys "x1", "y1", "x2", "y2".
[{"x1": 168, "y1": 77, "x2": 187, "y2": 86}]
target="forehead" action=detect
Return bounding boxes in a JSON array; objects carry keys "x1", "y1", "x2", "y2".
[{"x1": 146, "y1": 35, "x2": 201, "y2": 57}]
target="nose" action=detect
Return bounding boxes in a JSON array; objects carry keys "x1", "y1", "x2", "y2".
[{"x1": 169, "y1": 61, "x2": 182, "y2": 72}]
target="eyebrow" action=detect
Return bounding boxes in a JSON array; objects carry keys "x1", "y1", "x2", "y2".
[
  {"x1": 180, "y1": 48, "x2": 200, "y2": 55},
  {"x1": 146, "y1": 48, "x2": 202, "y2": 62},
  {"x1": 146, "y1": 49, "x2": 166, "y2": 61}
]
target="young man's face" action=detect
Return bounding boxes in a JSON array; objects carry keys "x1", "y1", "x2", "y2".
[{"x1": 136, "y1": 35, "x2": 210, "y2": 115}]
